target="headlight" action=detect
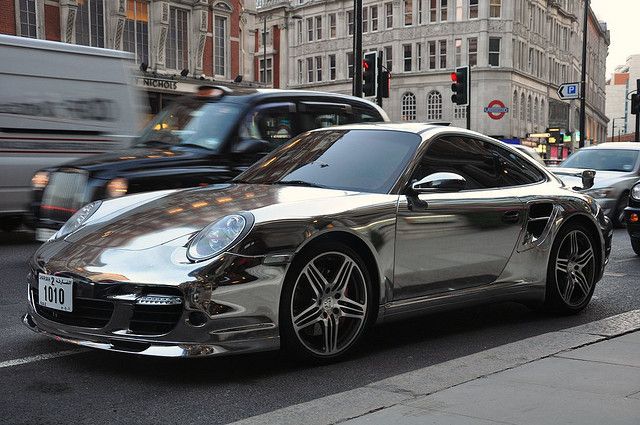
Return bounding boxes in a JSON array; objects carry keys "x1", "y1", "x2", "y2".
[
  {"x1": 187, "y1": 214, "x2": 252, "y2": 261},
  {"x1": 585, "y1": 188, "x2": 613, "y2": 199},
  {"x1": 106, "y1": 178, "x2": 128, "y2": 198},
  {"x1": 31, "y1": 171, "x2": 49, "y2": 189},
  {"x1": 632, "y1": 184, "x2": 640, "y2": 200},
  {"x1": 56, "y1": 201, "x2": 102, "y2": 239}
]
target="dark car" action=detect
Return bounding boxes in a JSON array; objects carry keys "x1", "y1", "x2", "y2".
[
  {"x1": 30, "y1": 87, "x2": 388, "y2": 241},
  {"x1": 625, "y1": 181, "x2": 640, "y2": 255}
]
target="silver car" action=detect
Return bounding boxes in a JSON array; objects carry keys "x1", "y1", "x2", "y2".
[
  {"x1": 553, "y1": 143, "x2": 640, "y2": 226},
  {"x1": 23, "y1": 124, "x2": 612, "y2": 362}
]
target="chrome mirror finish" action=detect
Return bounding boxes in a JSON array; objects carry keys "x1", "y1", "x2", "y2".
[{"x1": 411, "y1": 172, "x2": 466, "y2": 193}]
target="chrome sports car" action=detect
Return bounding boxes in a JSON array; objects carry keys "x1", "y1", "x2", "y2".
[{"x1": 24, "y1": 124, "x2": 613, "y2": 362}]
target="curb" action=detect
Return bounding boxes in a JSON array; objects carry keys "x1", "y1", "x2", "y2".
[{"x1": 231, "y1": 309, "x2": 640, "y2": 425}]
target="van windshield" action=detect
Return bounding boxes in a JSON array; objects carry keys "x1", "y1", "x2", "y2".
[{"x1": 136, "y1": 100, "x2": 242, "y2": 151}]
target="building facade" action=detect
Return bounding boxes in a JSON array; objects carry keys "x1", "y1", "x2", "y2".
[
  {"x1": 605, "y1": 54, "x2": 640, "y2": 141},
  {"x1": 1, "y1": 0, "x2": 256, "y2": 115},
  {"x1": 256, "y1": 0, "x2": 609, "y2": 155}
]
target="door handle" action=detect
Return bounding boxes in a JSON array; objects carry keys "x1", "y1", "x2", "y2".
[{"x1": 502, "y1": 210, "x2": 520, "y2": 224}]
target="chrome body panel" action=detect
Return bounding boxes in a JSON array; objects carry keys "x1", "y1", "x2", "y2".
[{"x1": 24, "y1": 124, "x2": 612, "y2": 357}]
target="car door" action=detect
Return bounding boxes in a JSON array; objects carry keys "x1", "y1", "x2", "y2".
[{"x1": 393, "y1": 135, "x2": 525, "y2": 301}]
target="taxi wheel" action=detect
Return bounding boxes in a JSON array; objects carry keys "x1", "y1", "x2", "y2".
[{"x1": 632, "y1": 237, "x2": 640, "y2": 256}]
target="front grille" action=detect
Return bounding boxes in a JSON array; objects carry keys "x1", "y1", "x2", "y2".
[
  {"x1": 129, "y1": 303, "x2": 183, "y2": 335},
  {"x1": 33, "y1": 288, "x2": 114, "y2": 328},
  {"x1": 40, "y1": 171, "x2": 88, "y2": 221}
]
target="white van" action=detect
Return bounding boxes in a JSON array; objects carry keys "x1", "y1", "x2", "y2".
[{"x1": 0, "y1": 35, "x2": 142, "y2": 231}]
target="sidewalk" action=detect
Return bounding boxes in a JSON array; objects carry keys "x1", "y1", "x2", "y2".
[{"x1": 346, "y1": 331, "x2": 640, "y2": 425}]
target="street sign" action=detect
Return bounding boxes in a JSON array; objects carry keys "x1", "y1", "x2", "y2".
[
  {"x1": 557, "y1": 82, "x2": 581, "y2": 100},
  {"x1": 484, "y1": 100, "x2": 508, "y2": 120}
]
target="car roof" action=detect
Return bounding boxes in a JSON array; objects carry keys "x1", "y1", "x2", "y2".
[
  {"x1": 579, "y1": 142, "x2": 640, "y2": 150},
  {"x1": 308, "y1": 122, "x2": 492, "y2": 142}
]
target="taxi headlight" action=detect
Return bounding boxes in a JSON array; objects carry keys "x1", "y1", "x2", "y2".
[
  {"x1": 106, "y1": 178, "x2": 128, "y2": 198},
  {"x1": 56, "y1": 201, "x2": 102, "y2": 239},
  {"x1": 187, "y1": 214, "x2": 252, "y2": 261},
  {"x1": 632, "y1": 184, "x2": 640, "y2": 201}
]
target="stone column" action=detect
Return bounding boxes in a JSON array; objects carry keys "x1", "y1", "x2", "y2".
[
  {"x1": 192, "y1": 0, "x2": 209, "y2": 77},
  {"x1": 59, "y1": 0, "x2": 78, "y2": 44}
]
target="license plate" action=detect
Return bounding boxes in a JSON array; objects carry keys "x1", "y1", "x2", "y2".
[
  {"x1": 38, "y1": 273, "x2": 73, "y2": 312},
  {"x1": 36, "y1": 228, "x2": 56, "y2": 242}
]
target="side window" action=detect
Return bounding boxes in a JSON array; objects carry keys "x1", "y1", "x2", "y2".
[
  {"x1": 239, "y1": 103, "x2": 295, "y2": 151},
  {"x1": 297, "y1": 102, "x2": 352, "y2": 132},
  {"x1": 353, "y1": 107, "x2": 384, "y2": 123},
  {"x1": 412, "y1": 136, "x2": 501, "y2": 190},
  {"x1": 488, "y1": 143, "x2": 546, "y2": 187}
]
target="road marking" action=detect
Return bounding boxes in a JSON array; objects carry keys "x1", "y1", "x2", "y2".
[
  {"x1": 604, "y1": 272, "x2": 627, "y2": 277},
  {"x1": 0, "y1": 349, "x2": 86, "y2": 369}
]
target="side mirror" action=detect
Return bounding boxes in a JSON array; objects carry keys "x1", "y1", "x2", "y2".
[
  {"x1": 581, "y1": 169, "x2": 596, "y2": 190},
  {"x1": 411, "y1": 172, "x2": 466, "y2": 193},
  {"x1": 233, "y1": 139, "x2": 270, "y2": 155}
]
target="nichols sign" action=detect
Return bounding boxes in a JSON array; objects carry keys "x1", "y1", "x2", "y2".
[
  {"x1": 138, "y1": 77, "x2": 178, "y2": 90},
  {"x1": 483, "y1": 100, "x2": 509, "y2": 120}
]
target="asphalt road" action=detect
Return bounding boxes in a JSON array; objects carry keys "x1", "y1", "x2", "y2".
[{"x1": 1, "y1": 229, "x2": 639, "y2": 425}]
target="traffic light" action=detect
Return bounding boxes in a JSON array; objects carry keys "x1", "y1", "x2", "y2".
[
  {"x1": 379, "y1": 71, "x2": 390, "y2": 98},
  {"x1": 363, "y1": 52, "x2": 377, "y2": 97},
  {"x1": 450, "y1": 66, "x2": 469, "y2": 106},
  {"x1": 632, "y1": 93, "x2": 640, "y2": 115}
]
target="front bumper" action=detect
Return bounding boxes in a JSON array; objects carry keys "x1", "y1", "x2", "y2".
[
  {"x1": 24, "y1": 241, "x2": 288, "y2": 357},
  {"x1": 593, "y1": 198, "x2": 617, "y2": 220}
]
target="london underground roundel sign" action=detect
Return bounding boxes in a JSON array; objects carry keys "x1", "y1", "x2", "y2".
[{"x1": 484, "y1": 100, "x2": 509, "y2": 120}]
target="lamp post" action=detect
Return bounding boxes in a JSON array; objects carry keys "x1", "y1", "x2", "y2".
[{"x1": 261, "y1": 13, "x2": 302, "y2": 85}]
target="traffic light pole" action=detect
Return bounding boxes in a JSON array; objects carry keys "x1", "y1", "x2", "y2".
[
  {"x1": 376, "y1": 54, "x2": 383, "y2": 106},
  {"x1": 466, "y1": 71, "x2": 471, "y2": 130},
  {"x1": 636, "y1": 79, "x2": 640, "y2": 142},
  {"x1": 352, "y1": 0, "x2": 363, "y2": 97},
  {"x1": 578, "y1": 0, "x2": 589, "y2": 148}
]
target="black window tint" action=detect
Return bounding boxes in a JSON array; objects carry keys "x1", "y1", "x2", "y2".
[
  {"x1": 489, "y1": 143, "x2": 546, "y2": 186},
  {"x1": 354, "y1": 107, "x2": 384, "y2": 122},
  {"x1": 414, "y1": 136, "x2": 501, "y2": 189},
  {"x1": 239, "y1": 104, "x2": 295, "y2": 151}
]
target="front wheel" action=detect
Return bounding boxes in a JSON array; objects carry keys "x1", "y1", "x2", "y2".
[
  {"x1": 280, "y1": 242, "x2": 372, "y2": 363},
  {"x1": 545, "y1": 224, "x2": 598, "y2": 314},
  {"x1": 631, "y1": 237, "x2": 640, "y2": 256}
]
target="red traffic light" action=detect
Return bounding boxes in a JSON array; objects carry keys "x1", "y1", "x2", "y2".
[
  {"x1": 450, "y1": 72, "x2": 458, "y2": 82},
  {"x1": 362, "y1": 60, "x2": 370, "y2": 70}
]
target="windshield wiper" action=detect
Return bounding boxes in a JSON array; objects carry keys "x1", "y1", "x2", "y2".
[{"x1": 273, "y1": 180, "x2": 328, "y2": 189}]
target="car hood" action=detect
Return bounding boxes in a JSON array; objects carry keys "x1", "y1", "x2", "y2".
[
  {"x1": 552, "y1": 167, "x2": 630, "y2": 190},
  {"x1": 65, "y1": 184, "x2": 371, "y2": 250},
  {"x1": 55, "y1": 145, "x2": 210, "y2": 176}
]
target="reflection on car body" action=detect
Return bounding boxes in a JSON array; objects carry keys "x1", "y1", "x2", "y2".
[{"x1": 24, "y1": 123, "x2": 612, "y2": 363}]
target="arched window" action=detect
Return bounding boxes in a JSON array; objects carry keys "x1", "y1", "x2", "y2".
[
  {"x1": 527, "y1": 95, "x2": 532, "y2": 123},
  {"x1": 534, "y1": 98, "x2": 539, "y2": 125},
  {"x1": 401, "y1": 92, "x2": 416, "y2": 121},
  {"x1": 540, "y1": 99, "x2": 546, "y2": 125},
  {"x1": 512, "y1": 90, "x2": 518, "y2": 122},
  {"x1": 520, "y1": 93, "x2": 526, "y2": 121},
  {"x1": 427, "y1": 91, "x2": 443, "y2": 120}
]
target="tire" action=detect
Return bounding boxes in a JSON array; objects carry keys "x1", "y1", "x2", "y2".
[
  {"x1": 279, "y1": 241, "x2": 374, "y2": 364},
  {"x1": 632, "y1": 237, "x2": 640, "y2": 256},
  {"x1": 612, "y1": 192, "x2": 629, "y2": 228},
  {"x1": 544, "y1": 223, "x2": 598, "y2": 314},
  {"x1": 0, "y1": 216, "x2": 22, "y2": 232}
]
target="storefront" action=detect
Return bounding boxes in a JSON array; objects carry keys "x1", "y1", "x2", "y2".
[{"x1": 134, "y1": 74, "x2": 203, "y2": 124}]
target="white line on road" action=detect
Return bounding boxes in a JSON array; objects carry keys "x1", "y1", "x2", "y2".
[{"x1": 0, "y1": 349, "x2": 86, "y2": 369}]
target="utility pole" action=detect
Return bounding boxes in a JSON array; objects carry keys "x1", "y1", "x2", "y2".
[
  {"x1": 636, "y1": 80, "x2": 640, "y2": 141},
  {"x1": 352, "y1": 0, "x2": 363, "y2": 97},
  {"x1": 578, "y1": 0, "x2": 590, "y2": 148}
]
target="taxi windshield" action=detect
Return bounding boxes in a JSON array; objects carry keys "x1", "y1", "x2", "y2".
[{"x1": 136, "y1": 100, "x2": 242, "y2": 151}]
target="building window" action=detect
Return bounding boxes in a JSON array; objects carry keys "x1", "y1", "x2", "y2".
[
  {"x1": 260, "y1": 58, "x2": 273, "y2": 84},
  {"x1": 512, "y1": 91, "x2": 518, "y2": 125},
  {"x1": 347, "y1": 52, "x2": 354, "y2": 78},
  {"x1": 18, "y1": 0, "x2": 37, "y2": 38},
  {"x1": 315, "y1": 16, "x2": 322, "y2": 40},
  {"x1": 429, "y1": 0, "x2": 436, "y2": 22},
  {"x1": 520, "y1": 93, "x2": 525, "y2": 121},
  {"x1": 418, "y1": 0, "x2": 423, "y2": 24},
  {"x1": 166, "y1": 7, "x2": 188, "y2": 70},
  {"x1": 441, "y1": 0, "x2": 448, "y2": 21},
  {"x1": 403, "y1": 44, "x2": 412, "y2": 72},
  {"x1": 404, "y1": 0, "x2": 413, "y2": 26},
  {"x1": 307, "y1": 57, "x2": 314, "y2": 82},
  {"x1": 76, "y1": 0, "x2": 105, "y2": 47},
  {"x1": 454, "y1": 105, "x2": 467, "y2": 119},
  {"x1": 307, "y1": 17, "x2": 313, "y2": 42},
  {"x1": 401, "y1": 92, "x2": 417, "y2": 121},
  {"x1": 456, "y1": 0, "x2": 463, "y2": 20},
  {"x1": 386, "y1": 2, "x2": 394, "y2": 28},
  {"x1": 439, "y1": 39, "x2": 447, "y2": 69},
  {"x1": 371, "y1": 6, "x2": 379, "y2": 31},
  {"x1": 428, "y1": 40, "x2": 436, "y2": 70},
  {"x1": 469, "y1": 0, "x2": 478, "y2": 19},
  {"x1": 527, "y1": 95, "x2": 532, "y2": 123},
  {"x1": 214, "y1": 16, "x2": 228, "y2": 76},
  {"x1": 297, "y1": 59, "x2": 303, "y2": 84},
  {"x1": 454, "y1": 38, "x2": 462, "y2": 66},
  {"x1": 490, "y1": 0, "x2": 501, "y2": 18},
  {"x1": 329, "y1": 13, "x2": 337, "y2": 38},
  {"x1": 329, "y1": 54, "x2": 336, "y2": 80},
  {"x1": 416, "y1": 43, "x2": 422, "y2": 71},
  {"x1": 427, "y1": 91, "x2": 442, "y2": 120},
  {"x1": 347, "y1": 11, "x2": 354, "y2": 36},
  {"x1": 123, "y1": 0, "x2": 149, "y2": 64},
  {"x1": 297, "y1": 20, "x2": 303, "y2": 44},
  {"x1": 315, "y1": 56, "x2": 322, "y2": 82},
  {"x1": 384, "y1": 46, "x2": 392, "y2": 71},
  {"x1": 534, "y1": 98, "x2": 539, "y2": 125},
  {"x1": 363, "y1": 7, "x2": 369, "y2": 33},
  {"x1": 488, "y1": 37, "x2": 500, "y2": 67},
  {"x1": 468, "y1": 37, "x2": 477, "y2": 67}
]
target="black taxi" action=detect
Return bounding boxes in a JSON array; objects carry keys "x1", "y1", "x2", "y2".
[{"x1": 30, "y1": 86, "x2": 388, "y2": 241}]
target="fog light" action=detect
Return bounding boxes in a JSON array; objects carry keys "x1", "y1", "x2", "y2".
[
  {"x1": 188, "y1": 311, "x2": 207, "y2": 326},
  {"x1": 630, "y1": 213, "x2": 639, "y2": 223}
]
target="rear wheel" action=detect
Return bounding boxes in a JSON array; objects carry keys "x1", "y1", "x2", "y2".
[
  {"x1": 280, "y1": 242, "x2": 372, "y2": 363},
  {"x1": 631, "y1": 237, "x2": 640, "y2": 256},
  {"x1": 545, "y1": 224, "x2": 597, "y2": 314}
]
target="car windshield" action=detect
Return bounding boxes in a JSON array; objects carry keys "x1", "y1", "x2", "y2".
[
  {"x1": 234, "y1": 129, "x2": 421, "y2": 193},
  {"x1": 136, "y1": 99, "x2": 242, "y2": 151},
  {"x1": 559, "y1": 149, "x2": 639, "y2": 172}
]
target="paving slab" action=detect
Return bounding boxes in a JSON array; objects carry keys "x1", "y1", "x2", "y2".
[
  {"x1": 404, "y1": 377, "x2": 640, "y2": 425},
  {"x1": 616, "y1": 332, "x2": 640, "y2": 345},
  {"x1": 343, "y1": 404, "x2": 513, "y2": 425},
  {"x1": 567, "y1": 310, "x2": 640, "y2": 337},
  {"x1": 556, "y1": 339, "x2": 640, "y2": 368}
]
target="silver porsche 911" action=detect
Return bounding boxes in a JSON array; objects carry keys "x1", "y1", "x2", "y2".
[{"x1": 24, "y1": 123, "x2": 613, "y2": 362}]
